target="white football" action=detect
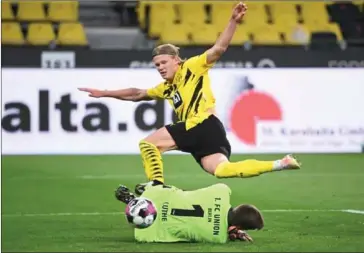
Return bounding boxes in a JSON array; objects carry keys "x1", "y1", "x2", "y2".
[{"x1": 125, "y1": 197, "x2": 157, "y2": 229}]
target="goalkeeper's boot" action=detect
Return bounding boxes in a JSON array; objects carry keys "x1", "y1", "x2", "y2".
[
  {"x1": 115, "y1": 185, "x2": 136, "y2": 204},
  {"x1": 280, "y1": 154, "x2": 301, "y2": 170}
]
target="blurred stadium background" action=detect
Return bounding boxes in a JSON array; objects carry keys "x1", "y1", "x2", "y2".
[
  {"x1": 2, "y1": 0, "x2": 364, "y2": 49},
  {"x1": 2, "y1": 0, "x2": 364, "y2": 252}
]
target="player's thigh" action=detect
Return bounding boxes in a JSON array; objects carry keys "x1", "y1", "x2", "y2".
[
  {"x1": 164, "y1": 121, "x2": 196, "y2": 153},
  {"x1": 193, "y1": 115, "x2": 232, "y2": 174},
  {"x1": 200, "y1": 153, "x2": 229, "y2": 175},
  {"x1": 142, "y1": 126, "x2": 177, "y2": 153}
]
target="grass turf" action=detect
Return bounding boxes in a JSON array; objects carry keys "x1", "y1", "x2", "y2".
[{"x1": 2, "y1": 154, "x2": 364, "y2": 252}]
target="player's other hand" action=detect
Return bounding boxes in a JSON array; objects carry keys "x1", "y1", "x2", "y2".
[
  {"x1": 78, "y1": 87, "x2": 105, "y2": 98},
  {"x1": 231, "y1": 2, "x2": 247, "y2": 23}
]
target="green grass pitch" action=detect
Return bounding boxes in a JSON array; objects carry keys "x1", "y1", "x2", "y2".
[{"x1": 2, "y1": 154, "x2": 364, "y2": 252}]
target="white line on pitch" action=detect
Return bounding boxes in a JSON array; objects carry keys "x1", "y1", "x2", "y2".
[
  {"x1": 3, "y1": 209, "x2": 364, "y2": 218},
  {"x1": 342, "y1": 209, "x2": 364, "y2": 215},
  {"x1": 1, "y1": 212, "x2": 124, "y2": 217}
]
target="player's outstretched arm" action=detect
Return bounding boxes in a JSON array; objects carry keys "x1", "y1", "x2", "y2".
[
  {"x1": 205, "y1": 2, "x2": 247, "y2": 64},
  {"x1": 78, "y1": 87, "x2": 153, "y2": 102}
]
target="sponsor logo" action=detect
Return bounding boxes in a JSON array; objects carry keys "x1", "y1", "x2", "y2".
[{"x1": 229, "y1": 90, "x2": 282, "y2": 145}]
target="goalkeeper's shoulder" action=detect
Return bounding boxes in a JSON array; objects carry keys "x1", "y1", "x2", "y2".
[{"x1": 210, "y1": 183, "x2": 232, "y2": 193}]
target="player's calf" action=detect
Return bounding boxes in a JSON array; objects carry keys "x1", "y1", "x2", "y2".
[{"x1": 208, "y1": 154, "x2": 301, "y2": 178}]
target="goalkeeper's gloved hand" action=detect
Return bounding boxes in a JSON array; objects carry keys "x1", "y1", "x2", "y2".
[
  {"x1": 228, "y1": 226, "x2": 253, "y2": 242},
  {"x1": 115, "y1": 185, "x2": 136, "y2": 204}
]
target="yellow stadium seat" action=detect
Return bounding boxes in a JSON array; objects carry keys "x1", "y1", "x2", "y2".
[
  {"x1": 48, "y1": 1, "x2": 79, "y2": 22},
  {"x1": 243, "y1": 2, "x2": 268, "y2": 26},
  {"x1": 149, "y1": 2, "x2": 175, "y2": 37},
  {"x1": 252, "y1": 25, "x2": 282, "y2": 45},
  {"x1": 136, "y1": 1, "x2": 148, "y2": 29},
  {"x1": 27, "y1": 23, "x2": 56, "y2": 45},
  {"x1": 179, "y1": 3, "x2": 205, "y2": 27},
  {"x1": 192, "y1": 25, "x2": 218, "y2": 45},
  {"x1": 211, "y1": 2, "x2": 235, "y2": 31},
  {"x1": 280, "y1": 24, "x2": 310, "y2": 45},
  {"x1": 269, "y1": 2, "x2": 298, "y2": 25},
  {"x1": 306, "y1": 23, "x2": 343, "y2": 41},
  {"x1": 57, "y1": 23, "x2": 88, "y2": 46},
  {"x1": 1, "y1": 22, "x2": 25, "y2": 45},
  {"x1": 159, "y1": 24, "x2": 192, "y2": 45},
  {"x1": 230, "y1": 24, "x2": 250, "y2": 45},
  {"x1": 2, "y1": 2, "x2": 14, "y2": 20},
  {"x1": 17, "y1": 1, "x2": 46, "y2": 21},
  {"x1": 300, "y1": 2, "x2": 330, "y2": 26}
]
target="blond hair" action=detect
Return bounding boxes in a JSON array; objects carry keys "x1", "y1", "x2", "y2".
[{"x1": 152, "y1": 44, "x2": 185, "y2": 63}]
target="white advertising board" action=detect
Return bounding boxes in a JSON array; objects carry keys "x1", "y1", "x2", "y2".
[{"x1": 2, "y1": 68, "x2": 364, "y2": 154}]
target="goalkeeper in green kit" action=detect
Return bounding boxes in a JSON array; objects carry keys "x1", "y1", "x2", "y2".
[{"x1": 115, "y1": 180, "x2": 263, "y2": 243}]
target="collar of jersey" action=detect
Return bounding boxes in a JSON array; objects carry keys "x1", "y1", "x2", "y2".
[{"x1": 165, "y1": 65, "x2": 182, "y2": 85}]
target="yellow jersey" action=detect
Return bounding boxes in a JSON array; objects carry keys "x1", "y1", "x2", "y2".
[{"x1": 147, "y1": 52, "x2": 215, "y2": 130}]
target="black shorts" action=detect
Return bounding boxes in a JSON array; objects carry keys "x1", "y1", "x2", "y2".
[{"x1": 165, "y1": 115, "x2": 231, "y2": 167}]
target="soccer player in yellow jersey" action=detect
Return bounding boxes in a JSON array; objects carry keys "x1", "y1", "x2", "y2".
[{"x1": 79, "y1": 2, "x2": 300, "y2": 188}]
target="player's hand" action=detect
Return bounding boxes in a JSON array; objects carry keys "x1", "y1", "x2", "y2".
[
  {"x1": 236, "y1": 230, "x2": 253, "y2": 242},
  {"x1": 78, "y1": 87, "x2": 106, "y2": 98},
  {"x1": 115, "y1": 185, "x2": 136, "y2": 204},
  {"x1": 231, "y1": 2, "x2": 247, "y2": 24},
  {"x1": 228, "y1": 226, "x2": 253, "y2": 242}
]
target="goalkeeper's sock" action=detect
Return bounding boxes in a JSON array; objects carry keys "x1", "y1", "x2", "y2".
[
  {"x1": 139, "y1": 140, "x2": 164, "y2": 183},
  {"x1": 214, "y1": 159, "x2": 282, "y2": 178}
]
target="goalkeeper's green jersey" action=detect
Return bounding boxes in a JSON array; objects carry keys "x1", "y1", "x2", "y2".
[{"x1": 134, "y1": 183, "x2": 232, "y2": 243}]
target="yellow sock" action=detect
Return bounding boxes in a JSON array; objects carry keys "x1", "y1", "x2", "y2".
[
  {"x1": 139, "y1": 140, "x2": 164, "y2": 183},
  {"x1": 214, "y1": 159, "x2": 276, "y2": 178}
]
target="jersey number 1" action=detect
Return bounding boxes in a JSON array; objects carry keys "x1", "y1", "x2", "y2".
[{"x1": 171, "y1": 205, "x2": 204, "y2": 217}]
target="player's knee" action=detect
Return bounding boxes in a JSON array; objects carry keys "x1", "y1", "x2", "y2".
[{"x1": 139, "y1": 139, "x2": 159, "y2": 151}]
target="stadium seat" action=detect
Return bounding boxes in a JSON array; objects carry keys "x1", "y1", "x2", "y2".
[
  {"x1": 136, "y1": 1, "x2": 148, "y2": 29},
  {"x1": 159, "y1": 23, "x2": 192, "y2": 45},
  {"x1": 211, "y1": 2, "x2": 235, "y2": 31},
  {"x1": 149, "y1": 2, "x2": 175, "y2": 38},
  {"x1": 243, "y1": 2, "x2": 269, "y2": 26},
  {"x1": 327, "y1": 2, "x2": 362, "y2": 23},
  {"x1": 281, "y1": 24, "x2": 310, "y2": 45},
  {"x1": 306, "y1": 23, "x2": 343, "y2": 41},
  {"x1": 27, "y1": 23, "x2": 56, "y2": 46},
  {"x1": 1, "y1": 22, "x2": 25, "y2": 45},
  {"x1": 230, "y1": 24, "x2": 251, "y2": 45},
  {"x1": 341, "y1": 21, "x2": 364, "y2": 40},
  {"x1": 300, "y1": 2, "x2": 330, "y2": 26},
  {"x1": 2, "y1": 2, "x2": 15, "y2": 20},
  {"x1": 17, "y1": 1, "x2": 46, "y2": 21},
  {"x1": 57, "y1": 22, "x2": 88, "y2": 46},
  {"x1": 269, "y1": 2, "x2": 298, "y2": 25},
  {"x1": 309, "y1": 32, "x2": 339, "y2": 50},
  {"x1": 48, "y1": 1, "x2": 79, "y2": 22},
  {"x1": 178, "y1": 3, "x2": 206, "y2": 27},
  {"x1": 251, "y1": 25, "x2": 282, "y2": 45},
  {"x1": 192, "y1": 25, "x2": 218, "y2": 45}
]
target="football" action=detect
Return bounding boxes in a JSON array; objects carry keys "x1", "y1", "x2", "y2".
[{"x1": 125, "y1": 197, "x2": 157, "y2": 229}]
